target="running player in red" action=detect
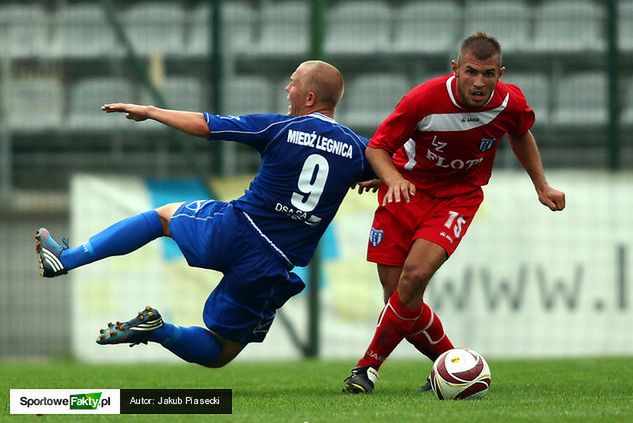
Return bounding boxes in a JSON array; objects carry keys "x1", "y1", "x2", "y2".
[{"x1": 344, "y1": 33, "x2": 565, "y2": 393}]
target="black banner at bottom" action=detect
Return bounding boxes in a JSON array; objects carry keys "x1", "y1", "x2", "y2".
[{"x1": 120, "y1": 389, "x2": 232, "y2": 414}]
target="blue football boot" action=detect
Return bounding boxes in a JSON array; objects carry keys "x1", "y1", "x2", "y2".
[
  {"x1": 96, "y1": 306, "x2": 164, "y2": 347},
  {"x1": 34, "y1": 228, "x2": 69, "y2": 277}
]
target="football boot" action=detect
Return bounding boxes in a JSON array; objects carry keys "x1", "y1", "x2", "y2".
[
  {"x1": 96, "y1": 306, "x2": 163, "y2": 347},
  {"x1": 417, "y1": 376, "x2": 432, "y2": 392},
  {"x1": 343, "y1": 366, "x2": 379, "y2": 394},
  {"x1": 34, "y1": 228, "x2": 69, "y2": 277}
]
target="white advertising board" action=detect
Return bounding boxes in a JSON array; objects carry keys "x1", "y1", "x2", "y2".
[{"x1": 72, "y1": 171, "x2": 632, "y2": 361}]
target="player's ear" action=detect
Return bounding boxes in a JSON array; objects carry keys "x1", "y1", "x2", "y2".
[
  {"x1": 499, "y1": 66, "x2": 506, "y2": 79},
  {"x1": 306, "y1": 91, "x2": 317, "y2": 107},
  {"x1": 451, "y1": 59, "x2": 458, "y2": 75}
]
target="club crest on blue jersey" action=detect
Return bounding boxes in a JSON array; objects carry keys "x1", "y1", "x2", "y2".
[
  {"x1": 369, "y1": 228, "x2": 384, "y2": 247},
  {"x1": 479, "y1": 137, "x2": 495, "y2": 152}
]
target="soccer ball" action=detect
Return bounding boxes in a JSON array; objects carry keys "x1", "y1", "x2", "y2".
[{"x1": 429, "y1": 348, "x2": 491, "y2": 400}]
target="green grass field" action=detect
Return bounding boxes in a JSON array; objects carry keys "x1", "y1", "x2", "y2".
[{"x1": 2, "y1": 357, "x2": 632, "y2": 422}]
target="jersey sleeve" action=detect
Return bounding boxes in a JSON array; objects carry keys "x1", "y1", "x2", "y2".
[
  {"x1": 506, "y1": 85, "x2": 536, "y2": 138},
  {"x1": 204, "y1": 113, "x2": 286, "y2": 152},
  {"x1": 369, "y1": 90, "x2": 421, "y2": 154}
]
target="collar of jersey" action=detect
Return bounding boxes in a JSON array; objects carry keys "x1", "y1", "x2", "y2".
[{"x1": 309, "y1": 112, "x2": 337, "y2": 123}]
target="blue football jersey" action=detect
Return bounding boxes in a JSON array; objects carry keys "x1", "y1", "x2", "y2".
[{"x1": 204, "y1": 112, "x2": 372, "y2": 267}]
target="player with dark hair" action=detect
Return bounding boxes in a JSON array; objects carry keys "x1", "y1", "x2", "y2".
[
  {"x1": 35, "y1": 60, "x2": 377, "y2": 367},
  {"x1": 344, "y1": 33, "x2": 565, "y2": 393}
]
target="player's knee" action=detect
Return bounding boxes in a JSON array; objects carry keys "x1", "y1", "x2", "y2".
[
  {"x1": 398, "y1": 267, "x2": 433, "y2": 304},
  {"x1": 203, "y1": 358, "x2": 231, "y2": 369},
  {"x1": 202, "y1": 338, "x2": 244, "y2": 368},
  {"x1": 203, "y1": 352, "x2": 238, "y2": 368},
  {"x1": 400, "y1": 266, "x2": 432, "y2": 288}
]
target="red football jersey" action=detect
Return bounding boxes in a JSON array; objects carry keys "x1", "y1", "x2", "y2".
[{"x1": 369, "y1": 74, "x2": 535, "y2": 197}]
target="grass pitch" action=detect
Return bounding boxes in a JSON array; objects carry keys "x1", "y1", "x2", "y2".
[{"x1": 2, "y1": 356, "x2": 632, "y2": 422}]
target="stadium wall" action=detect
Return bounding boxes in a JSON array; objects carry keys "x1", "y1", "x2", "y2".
[{"x1": 70, "y1": 171, "x2": 632, "y2": 362}]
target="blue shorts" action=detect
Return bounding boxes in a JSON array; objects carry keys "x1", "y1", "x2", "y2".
[{"x1": 169, "y1": 200, "x2": 305, "y2": 344}]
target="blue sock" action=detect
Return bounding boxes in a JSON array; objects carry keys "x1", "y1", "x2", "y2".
[
  {"x1": 60, "y1": 210, "x2": 164, "y2": 270},
  {"x1": 150, "y1": 323, "x2": 221, "y2": 366}
]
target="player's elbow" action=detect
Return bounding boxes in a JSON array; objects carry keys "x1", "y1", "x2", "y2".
[{"x1": 193, "y1": 115, "x2": 210, "y2": 138}]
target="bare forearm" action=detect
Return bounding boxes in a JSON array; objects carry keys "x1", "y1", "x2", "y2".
[
  {"x1": 102, "y1": 103, "x2": 209, "y2": 138},
  {"x1": 146, "y1": 106, "x2": 209, "y2": 138},
  {"x1": 509, "y1": 130, "x2": 549, "y2": 192},
  {"x1": 509, "y1": 130, "x2": 566, "y2": 211},
  {"x1": 366, "y1": 146, "x2": 405, "y2": 184},
  {"x1": 366, "y1": 145, "x2": 416, "y2": 204}
]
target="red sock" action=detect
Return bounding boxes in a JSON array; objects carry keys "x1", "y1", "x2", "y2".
[
  {"x1": 405, "y1": 303, "x2": 454, "y2": 361},
  {"x1": 357, "y1": 290, "x2": 423, "y2": 369}
]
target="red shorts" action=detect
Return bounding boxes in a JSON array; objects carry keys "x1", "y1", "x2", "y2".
[{"x1": 367, "y1": 185, "x2": 484, "y2": 266}]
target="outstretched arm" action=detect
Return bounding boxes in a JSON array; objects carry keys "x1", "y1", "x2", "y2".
[
  {"x1": 366, "y1": 146, "x2": 416, "y2": 205},
  {"x1": 102, "y1": 103, "x2": 209, "y2": 138},
  {"x1": 509, "y1": 130, "x2": 565, "y2": 211}
]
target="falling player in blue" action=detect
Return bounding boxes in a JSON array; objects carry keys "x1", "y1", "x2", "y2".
[{"x1": 34, "y1": 60, "x2": 377, "y2": 367}]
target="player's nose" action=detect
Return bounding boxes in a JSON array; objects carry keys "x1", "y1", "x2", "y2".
[{"x1": 473, "y1": 76, "x2": 485, "y2": 87}]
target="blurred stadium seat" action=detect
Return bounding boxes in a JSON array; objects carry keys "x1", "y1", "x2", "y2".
[
  {"x1": 223, "y1": 1, "x2": 257, "y2": 54},
  {"x1": 8, "y1": 77, "x2": 63, "y2": 131},
  {"x1": 464, "y1": 0, "x2": 531, "y2": 52},
  {"x1": 342, "y1": 73, "x2": 409, "y2": 129},
  {"x1": 123, "y1": 2, "x2": 186, "y2": 56},
  {"x1": 260, "y1": 1, "x2": 310, "y2": 55},
  {"x1": 533, "y1": 0, "x2": 605, "y2": 52},
  {"x1": 552, "y1": 72, "x2": 607, "y2": 125},
  {"x1": 56, "y1": 3, "x2": 119, "y2": 58},
  {"x1": 187, "y1": 2, "x2": 212, "y2": 56},
  {"x1": 392, "y1": 1, "x2": 461, "y2": 53},
  {"x1": 325, "y1": 0, "x2": 391, "y2": 54},
  {"x1": 140, "y1": 77, "x2": 206, "y2": 130},
  {"x1": 503, "y1": 73, "x2": 550, "y2": 124},
  {"x1": 139, "y1": 76, "x2": 206, "y2": 130},
  {"x1": 224, "y1": 76, "x2": 274, "y2": 115},
  {"x1": 0, "y1": 3, "x2": 49, "y2": 57},
  {"x1": 68, "y1": 77, "x2": 135, "y2": 130},
  {"x1": 618, "y1": 0, "x2": 633, "y2": 51},
  {"x1": 275, "y1": 76, "x2": 291, "y2": 115}
]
